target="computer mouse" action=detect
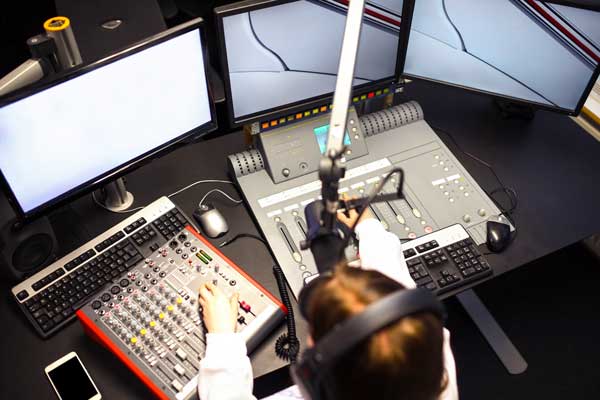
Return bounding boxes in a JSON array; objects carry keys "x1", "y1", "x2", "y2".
[
  {"x1": 193, "y1": 203, "x2": 229, "y2": 238},
  {"x1": 486, "y1": 220, "x2": 512, "y2": 253}
]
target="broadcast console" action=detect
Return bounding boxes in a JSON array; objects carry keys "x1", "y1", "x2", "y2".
[{"x1": 229, "y1": 101, "x2": 513, "y2": 297}]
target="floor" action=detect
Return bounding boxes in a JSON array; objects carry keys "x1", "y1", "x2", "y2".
[{"x1": 446, "y1": 242, "x2": 600, "y2": 399}]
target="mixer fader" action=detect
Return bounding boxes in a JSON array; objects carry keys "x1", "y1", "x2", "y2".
[{"x1": 77, "y1": 226, "x2": 285, "y2": 400}]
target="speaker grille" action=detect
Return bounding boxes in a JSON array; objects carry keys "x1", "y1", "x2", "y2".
[{"x1": 12, "y1": 233, "x2": 54, "y2": 272}]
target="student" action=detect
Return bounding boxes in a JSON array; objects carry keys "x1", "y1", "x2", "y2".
[{"x1": 197, "y1": 208, "x2": 458, "y2": 400}]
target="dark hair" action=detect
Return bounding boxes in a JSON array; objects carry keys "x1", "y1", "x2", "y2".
[{"x1": 305, "y1": 264, "x2": 446, "y2": 400}]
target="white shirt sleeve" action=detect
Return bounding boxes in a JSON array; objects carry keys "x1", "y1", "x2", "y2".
[
  {"x1": 198, "y1": 333, "x2": 256, "y2": 400},
  {"x1": 354, "y1": 218, "x2": 415, "y2": 288},
  {"x1": 354, "y1": 218, "x2": 459, "y2": 400}
]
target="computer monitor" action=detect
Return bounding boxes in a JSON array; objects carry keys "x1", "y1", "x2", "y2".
[
  {"x1": 215, "y1": 0, "x2": 409, "y2": 127},
  {"x1": 0, "y1": 18, "x2": 216, "y2": 220},
  {"x1": 397, "y1": 0, "x2": 600, "y2": 115}
]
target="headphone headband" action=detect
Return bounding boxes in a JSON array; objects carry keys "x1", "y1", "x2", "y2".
[
  {"x1": 292, "y1": 287, "x2": 446, "y2": 400},
  {"x1": 304, "y1": 288, "x2": 445, "y2": 369}
]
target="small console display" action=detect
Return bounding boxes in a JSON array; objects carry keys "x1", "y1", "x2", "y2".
[{"x1": 313, "y1": 124, "x2": 351, "y2": 154}]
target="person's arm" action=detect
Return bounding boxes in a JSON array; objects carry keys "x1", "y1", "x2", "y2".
[
  {"x1": 197, "y1": 283, "x2": 256, "y2": 400},
  {"x1": 354, "y1": 218, "x2": 416, "y2": 288},
  {"x1": 338, "y1": 209, "x2": 459, "y2": 399},
  {"x1": 338, "y1": 207, "x2": 415, "y2": 288}
]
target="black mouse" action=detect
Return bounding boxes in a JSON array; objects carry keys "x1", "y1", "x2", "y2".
[
  {"x1": 193, "y1": 203, "x2": 229, "y2": 238},
  {"x1": 486, "y1": 220, "x2": 512, "y2": 253}
]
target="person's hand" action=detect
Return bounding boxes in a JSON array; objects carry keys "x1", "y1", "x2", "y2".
[
  {"x1": 337, "y1": 195, "x2": 375, "y2": 228},
  {"x1": 198, "y1": 282, "x2": 239, "y2": 334}
]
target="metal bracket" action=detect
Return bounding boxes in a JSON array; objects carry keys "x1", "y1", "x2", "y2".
[{"x1": 457, "y1": 289, "x2": 528, "y2": 374}]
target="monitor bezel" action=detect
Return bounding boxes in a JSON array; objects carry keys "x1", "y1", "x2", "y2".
[
  {"x1": 395, "y1": 0, "x2": 600, "y2": 116},
  {"x1": 0, "y1": 17, "x2": 217, "y2": 222},
  {"x1": 215, "y1": 0, "x2": 411, "y2": 128}
]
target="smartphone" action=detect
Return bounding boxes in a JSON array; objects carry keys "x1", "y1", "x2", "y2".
[{"x1": 45, "y1": 352, "x2": 101, "y2": 400}]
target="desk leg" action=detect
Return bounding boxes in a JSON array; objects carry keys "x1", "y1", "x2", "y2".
[{"x1": 456, "y1": 289, "x2": 528, "y2": 375}]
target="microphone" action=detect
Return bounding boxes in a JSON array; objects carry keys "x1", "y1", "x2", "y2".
[{"x1": 301, "y1": 168, "x2": 405, "y2": 275}]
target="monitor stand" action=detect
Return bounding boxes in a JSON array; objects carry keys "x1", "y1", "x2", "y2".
[
  {"x1": 494, "y1": 99, "x2": 536, "y2": 121},
  {"x1": 96, "y1": 178, "x2": 134, "y2": 212}
]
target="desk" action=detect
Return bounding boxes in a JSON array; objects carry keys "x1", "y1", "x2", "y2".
[{"x1": 1, "y1": 80, "x2": 599, "y2": 398}]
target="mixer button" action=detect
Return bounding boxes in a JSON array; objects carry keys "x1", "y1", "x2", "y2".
[
  {"x1": 171, "y1": 379, "x2": 183, "y2": 393},
  {"x1": 175, "y1": 348, "x2": 187, "y2": 361},
  {"x1": 174, "y1": 364, "x2": 186, "y2": 376}
]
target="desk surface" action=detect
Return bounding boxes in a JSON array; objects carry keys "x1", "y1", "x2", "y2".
[{"x1": 1, "y1": 80, "x2": 600, "y2": 399}]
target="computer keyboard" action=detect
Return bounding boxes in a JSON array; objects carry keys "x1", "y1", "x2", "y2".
[
  {"x1": 402, "y1": 224, "x2": 493, "y2": 295},
  {"x1": 11, "y1": 197, "x2": 196, "y2": 338}
]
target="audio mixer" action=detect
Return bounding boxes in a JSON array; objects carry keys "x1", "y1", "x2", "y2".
[
  {"x1": 229, "y1": 101, "x2": 513, "y2": 297},
  {"x1": 76, "y1": 224, "x2": 285, "y2": 400}
]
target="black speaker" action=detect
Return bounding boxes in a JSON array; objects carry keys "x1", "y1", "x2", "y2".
[{"x1": 0, "y1": 203, "x2": 59, "y2": 282}]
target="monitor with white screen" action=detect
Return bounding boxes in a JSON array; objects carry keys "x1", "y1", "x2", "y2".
[
  {"x1": 216, "y1": 0, "x2": 409, "y2": 126},
  {"x1": 398, "y1": 0, "x2": 600, "y2": 114},
  {"x1": 0, "y1": 18, "x2": 215, "y2": 219}
]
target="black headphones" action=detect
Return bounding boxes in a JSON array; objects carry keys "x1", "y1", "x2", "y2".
[{"x1": 292, "y1": 272, "x2": 446, "y2": 400}]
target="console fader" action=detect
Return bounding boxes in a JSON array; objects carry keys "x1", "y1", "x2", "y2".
[
  {"x1": 229, "y1": 101, "x2": 513, "y2": 298},
  {"x1": 77, "y1": 226, "x2": 285, "y2": 400}
]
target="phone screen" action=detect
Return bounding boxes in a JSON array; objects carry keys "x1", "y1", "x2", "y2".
[{"x1": 48, "y1": 356, "x2": 98, "y2": 400}]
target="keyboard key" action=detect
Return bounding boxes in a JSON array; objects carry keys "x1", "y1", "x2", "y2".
[{"x1": 16, "y1": 290, "x2": 29, "y2": 301}]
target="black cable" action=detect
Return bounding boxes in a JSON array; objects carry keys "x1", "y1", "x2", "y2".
[
  {"x1": 218, "y1": 233, "x2": 300, "y2": 363},
  {"x1": 218, "y1": 233, "x2": 268, "y2": 248},
  {"x1": 273, "y1": 264, "x2": 300, "y2": 364}
]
